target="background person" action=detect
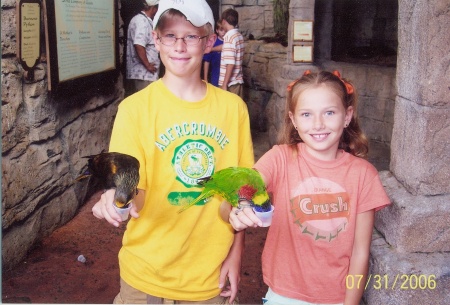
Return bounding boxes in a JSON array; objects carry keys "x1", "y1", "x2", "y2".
[
  {"x1": 218, "y1": 9, "x2": 244, "y2": 98},
  {"x1": 126, "y1": 0, "x2": 160, "y2": 94}
]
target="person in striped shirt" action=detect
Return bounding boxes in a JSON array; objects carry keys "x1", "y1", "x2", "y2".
[{"x1": 218, "y1": 9, "x2": 244, "y2": 98}]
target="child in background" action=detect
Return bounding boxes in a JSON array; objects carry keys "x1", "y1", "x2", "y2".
[
  {"x1": 92, "y1": 0, "x2": 254, "y2": 303},
  {"x1": 218, "y1": 9, "x2": 244, "y2": 98},
  {"x1": 203, "y1": 20, "x2": 226, "y2": 86},
  {"x1": 228, "y1": 70, "x2": 390, "y2": 305}
]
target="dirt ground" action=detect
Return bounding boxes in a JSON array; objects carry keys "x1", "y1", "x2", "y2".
[
  {"x1": 2, "y1": 131, "x2": 271, "y2": 304},
  {"x1": 2, "y1": 130, "x2": 387, "y2": 304},
  {"x1": 2, "y1": 192, "x2": 269, "y2": 304}
]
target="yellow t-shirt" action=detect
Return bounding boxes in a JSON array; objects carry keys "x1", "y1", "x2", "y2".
[{"x1": 109, "y1": 80, "x2": 254, "y2": 300}]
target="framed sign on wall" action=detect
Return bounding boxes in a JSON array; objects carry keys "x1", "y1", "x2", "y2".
[
  {"x1": 293, "y1": 20, "x2": 313, "y2": 42},
  {"x1": 43, "y1": 0, "x2": 119, "y2": 97},
  {"x1": 293, "y1": 45, "x2": 313, "y2": 63},
  {"x1": 17, "y1": 0, "x2": 42, "y2": 79}
]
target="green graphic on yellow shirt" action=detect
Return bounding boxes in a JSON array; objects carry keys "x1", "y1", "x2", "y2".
[
  {"x1": 169, "y1": 139, "x2": 215, "y2": 206},
  {"x1": 167, "y1": 191, "x2": 204, "y2": 206}
]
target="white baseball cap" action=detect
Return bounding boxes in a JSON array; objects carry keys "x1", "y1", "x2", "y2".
[
  {"x1": 145, "y1": 0, "x2": 160, "y2": 6},
  {"x1": 153, "y1": 0, "x2": 215, "y2": 30}
]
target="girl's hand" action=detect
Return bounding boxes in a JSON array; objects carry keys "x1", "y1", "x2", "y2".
[{"x1": 229, "y1": 204, "x2": 262, "y2": 231}]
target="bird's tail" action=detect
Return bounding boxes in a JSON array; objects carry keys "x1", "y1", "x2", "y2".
[
  {"x1": 80, "y1": 149, "x2": 106, "y2": 159},
  {"x1": 177, "y1": 191, "x2": 213, "y2": 214},
  {"x1": 75, "y1": 172, "x2": 91, "y2": 182},
  {"x1": 177, "y1": 197, "x2": 203, "y2": 213}
]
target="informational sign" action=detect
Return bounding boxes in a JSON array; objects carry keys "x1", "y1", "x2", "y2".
[
  {"x1": 293, "y1": 20, "x2": 313, "y2": 42},
  {"x1": 54, "y1": 0, "x2": 116, "y2": 82},
  {"x1": 44, "y1": 0, "x2": 119, "y2": 95},
  {"x1": 293, "y1": 45, "x2": 313, "y2": 63},
  {"x1": 18, "y1": 0, "x2": 41, "y2": 71}
]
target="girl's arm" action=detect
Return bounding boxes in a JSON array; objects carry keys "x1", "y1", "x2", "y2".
[{"x1": 344, "y1": 209, "x2": 375, "y2": 305}]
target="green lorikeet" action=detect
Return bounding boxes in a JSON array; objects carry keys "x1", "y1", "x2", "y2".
[{"x1": 178, "y1": 167, "x2": 271, "y2": 213}]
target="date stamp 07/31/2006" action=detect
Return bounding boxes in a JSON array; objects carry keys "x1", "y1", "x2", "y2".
[{"x1": 346, "y1": 274, "x2": 438, "y2": 291}]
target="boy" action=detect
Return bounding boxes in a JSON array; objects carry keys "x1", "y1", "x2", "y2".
[
  {"x1": 218, "y1": 9, "x2": 245, "y2": 98},
  {"x1": 92, "y1": 0, "x2": 254, "y2": 303}
]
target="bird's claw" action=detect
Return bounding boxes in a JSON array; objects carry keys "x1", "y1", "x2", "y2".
[{"x1": 237, "y1": 198, "x2": 254, "y2": 210}]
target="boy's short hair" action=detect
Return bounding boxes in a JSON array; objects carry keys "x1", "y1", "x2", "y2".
[
  {"x1": 215, "y1": 19, "x2": 223, "y2": 32},
  {"x1": 222, "y1": 8, "x2": 239, "y2": 27},
  {"x1": 153, "y1": 0, "x2": 215, "y2": 30}
]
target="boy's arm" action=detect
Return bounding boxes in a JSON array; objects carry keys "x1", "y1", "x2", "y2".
[
  {"x1": 217, "y1": 85, "x2": 253, "y2": 300},
  {"x1": 221, "y1": 64, "x2": 234, "y2": 90},
  {"x1": 92, "y1": 189, "x2": 145, "y2": 227},
  {"x1": 344, "y1": 209, "x2": 374, "y2": 305},
  {"x1": 219, "y1": 229, "x2": 244, "y2": 303}
]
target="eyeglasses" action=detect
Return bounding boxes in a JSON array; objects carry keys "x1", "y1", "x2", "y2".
[{"x1": 157, "y1": 34, "x2": 208, "y2": 46}]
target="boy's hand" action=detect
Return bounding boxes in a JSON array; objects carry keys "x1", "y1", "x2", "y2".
[
  {"x1": 218, "y1": 231, "x2": 243, "y2": 303},
  {"x1": 92, "y1": 189, "x2": 139, "y2": 227},
  {"x1": 229, "y1": 204, "x2": 262, "y2": 231}
]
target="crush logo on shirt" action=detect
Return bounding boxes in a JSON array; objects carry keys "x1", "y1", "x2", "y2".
[
  {"x1": 290, "y1": 177, "x2": 350, "y2": 242},
  {"x1": 172, "y1": 139, "x2": 215, "y2": 188}
]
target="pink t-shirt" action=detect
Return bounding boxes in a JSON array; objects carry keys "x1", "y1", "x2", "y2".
[{"x1": 255, "y1": 143, "x2": 390, "y2": 303}]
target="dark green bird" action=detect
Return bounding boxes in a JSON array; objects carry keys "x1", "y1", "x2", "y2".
[
  {"x1": 178, "y1": 167, "x2": 271, "y2": 213},
  {"x1": 76, "y1": 152, "x2": 140, "y2": 209}
]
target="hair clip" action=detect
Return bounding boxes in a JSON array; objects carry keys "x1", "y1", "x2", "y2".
[
  {"x1": 332, "y1": 70, "x2": 354, "y2": 95},
  {"x1": 287, "y1": 70, "x2": 312, "y2": 92},
  {"x1": 287, "y1": 80, "x2": 296, "y2": 92}
]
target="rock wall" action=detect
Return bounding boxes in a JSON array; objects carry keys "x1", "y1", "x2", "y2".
[
  {"x1": 243, "y1": 41, "x2": 395, "y2": 150},
  {"x1": 222, "y1": 0, "x2": 276, "y2": 38},
  {"x1": 1, "y1": 0, "x2": 124, "y2": 270},
  {"x1": 365, "y1": 1, "x2": 450, "y2": 303}
]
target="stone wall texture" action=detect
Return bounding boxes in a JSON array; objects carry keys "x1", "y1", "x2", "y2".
[
  {"x1": 1, "y1": 1, "x2": 124, "y2": 270},
  {"x1": 371, "y1": 1, "x2": 450, "y2": 304},
  {"x1": 222, "y1": 0, "x2": 276, "y2": 38},
  {"x1": 390, "y1": 0, "x2": 450, "y2": 196},
  {"x1": 244, "y1": 41, "x2": 396, "y2": 149},
  {"x1": 2, "y1": 0, "x2": 449, "y2": 303}
]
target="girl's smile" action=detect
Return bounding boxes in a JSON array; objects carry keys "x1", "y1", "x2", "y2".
[{"x1": 310, "y1": 133, "x2": 330, "y2": 141}]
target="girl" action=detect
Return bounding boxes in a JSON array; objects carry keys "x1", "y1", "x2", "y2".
[{"x1": 229, "y1": 70, "x2": 390, "y2": 305}]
